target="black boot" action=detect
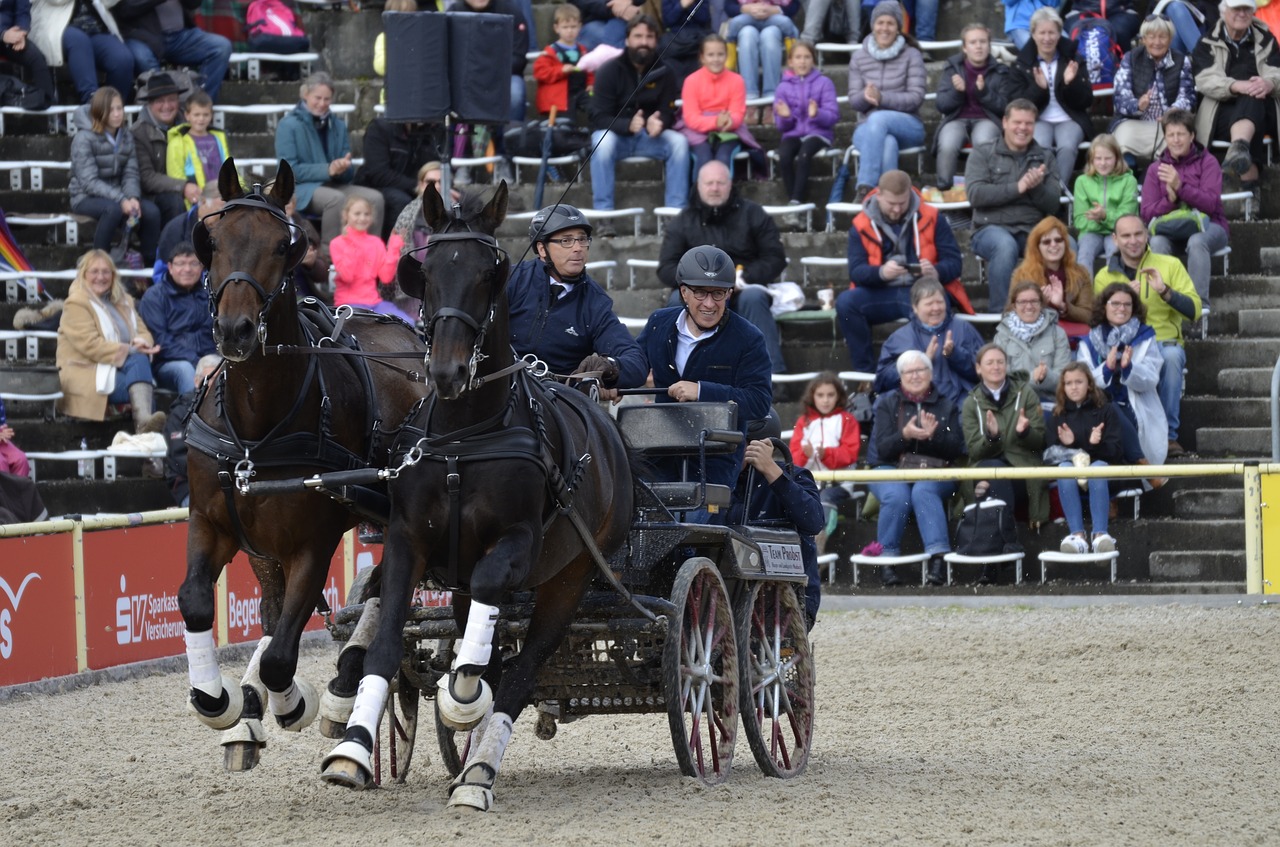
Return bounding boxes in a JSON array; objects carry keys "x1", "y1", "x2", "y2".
[
  {"x1": 926, "y1": 554, "x2": 946, "y2": 586},
  {"x1": 880, "y1": 566, "x2": 902, "y2": 587},
  {"x1": 977, "y1": 564, "x2": 998, "y2": 586}
]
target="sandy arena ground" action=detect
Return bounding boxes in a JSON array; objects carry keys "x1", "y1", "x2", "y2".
[{"x1": 3, "y1": 601, "x2": 1278, "y2": 846}]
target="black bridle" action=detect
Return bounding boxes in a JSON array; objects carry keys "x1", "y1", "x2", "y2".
[{"x1": 200, "y1": 191, "x2": 307, "y2": 347}]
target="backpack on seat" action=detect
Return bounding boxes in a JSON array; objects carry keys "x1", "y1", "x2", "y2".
[
  {"x1": 954, "y1": 494, "x2": 1022, "y2": 560},
  {"x1": 246, "y1": 0, "x2": 306, "y2": 38},
  {"x1": 1070, "y1": 14, "x2": 1122, "y2": 86}
]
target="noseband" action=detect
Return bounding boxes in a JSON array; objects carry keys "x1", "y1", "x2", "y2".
[
  {"x1": 200, "y1": 191, "x2": 307, "y2": 346},
  {"x1": 417, "y1": 226, "x2": 509, "y2": 393}
]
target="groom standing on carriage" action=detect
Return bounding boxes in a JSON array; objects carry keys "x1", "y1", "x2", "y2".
[{"x1": 507, "y1": 204, "x2": 648, "y2": 394}]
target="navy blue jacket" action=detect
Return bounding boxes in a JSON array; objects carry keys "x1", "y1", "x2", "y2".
[
  {"x1": 637, "y1": 305, "x2": 772, "y2": 487},
  {"x1": 873, "y1": 312, "x2": 984, "y2": 409},
  {"x1": 506, "y1": 259, "x2": 647, "y2": 388},
  {"x1": 868, "y1": 386, "x2": 965, "y2": 467},
  {"x1": 725, "y1": 460, "x2": 824, "y2": 619},
  {"x1": 137, "y1": 272, "x2": 216, "y2": 367}
]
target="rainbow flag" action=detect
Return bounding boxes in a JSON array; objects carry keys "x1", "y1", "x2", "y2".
[{"x1": 0, "y1": 208, "x2": 41, "y2": 298}]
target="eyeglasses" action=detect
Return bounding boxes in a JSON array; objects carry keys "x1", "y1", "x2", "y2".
[
  {"x1": 685, "y1": 287, "x2": 729, "y2": 302},
  {"x1": 548, "y1": 235, "x2": 591, "y2": 248},
  {"x1": 1015, "y1": 298, "x2": 1042, "y2": 306},
  {"x1": 899, "y1": 367, "x2": 930, "y2": 378},
  {"x1": 1040, "y1": 237, "x2": 1065, "y2": 245},
  {"x1": 1107, "y1": 300, "x2": 1134, "y2": 309}
]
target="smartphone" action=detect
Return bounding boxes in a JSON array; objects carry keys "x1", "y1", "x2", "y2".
[{"x1": 907, "y1": 263, "x2": 922, "y2": 275}]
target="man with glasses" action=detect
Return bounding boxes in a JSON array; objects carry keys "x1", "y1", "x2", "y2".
[
  {"x1": 1093, "y1": 215, "x2": 1201, "y2": 457},
  {"x1": 657, "y1": 160, "x2": 788, "y2": 376},
  {"x1": 637, "y1": 245, "x2": 773, "y2": 490},
  {"x1": 1191, "y1": 0, "x2": 1280, "y2": 203},
  {"x1": 138, "y1": 241, "x2": 217, "y2": 395},
  {"x1": 507, "y1": 204, "x2": 647, "y2": 394}
]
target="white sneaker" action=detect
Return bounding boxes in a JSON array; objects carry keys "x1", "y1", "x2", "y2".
[
  {"x1": 1092, "y1": 533, "x2": 1116, "y2": 553},
  {"x1": 1060, "y1": 534, "x2": 1089, "y2": 554}
]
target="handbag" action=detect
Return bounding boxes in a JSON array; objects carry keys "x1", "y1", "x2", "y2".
[
  {"x1": 898, "y1": 452, "x2": 950, "y2": 470},
  {"x1": 1148, "y1": 206, "x2": 1209, "y2": 242}
]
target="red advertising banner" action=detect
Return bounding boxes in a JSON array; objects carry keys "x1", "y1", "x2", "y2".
[
  {"x1": 223, "y1": 548, "x2": 346, "y2": 645},
  {"x1": 348, "y1": 537, "x2": 452, "y2": 609},
  {"x1": 82, "y1": 523, "x2": 191, "y2": 669},
  {"x1": 0, "y1": 534, "x2": 79, "y2": 686}
]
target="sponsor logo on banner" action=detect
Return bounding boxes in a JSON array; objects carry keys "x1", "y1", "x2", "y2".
[
  {"x1": 115, "y1": 574, "x2": 184, "y2": 645},
  {"x1": 0, "y1": 534, "x2": 78, "y2": 685},
  {"x1": 759, "y1": 542, "x2": 805, "y2": 576},
  {"x1": 0, "y1": 572, "x2": 40, "y2": 660}
]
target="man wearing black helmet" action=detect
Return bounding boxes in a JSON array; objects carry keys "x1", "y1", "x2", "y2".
[
  {"x1": 637, "y1": 245, "x2": 773, "y2": 490},
  {"x1": 507, "y1": 204, "x2": 647, "y2": 395}
]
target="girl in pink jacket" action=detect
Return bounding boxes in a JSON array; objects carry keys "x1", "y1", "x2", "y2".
[{"x1": 329, "y1": 196, "x2": 398, "y2": 308}]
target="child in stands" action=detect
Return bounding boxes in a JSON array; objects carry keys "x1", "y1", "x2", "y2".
[
  {"x1": 789, "y1": 372, "x2": 861, "y2": 535},
  {"x1": 1072, "y1": 134, "x2": 1138, "y2": 273},
  {"x1": 532, "y1": 4, "x2": 594, "y2": 123},
  {"x1": 680, "y1": 33, "x2": 756, "y2": 175},
  {"x1": 165, "y1": 91, "x2": 230, "y2": 207},
  {"x1": 329, "y1": 195, "x2": 398, "y2": 308},
  {"x1": 1046, "y1": 362, "x2": 1124, "y2": 555},
  {"x1": 773, "y1": 40, "x2": 838, "y2": 205},
  {"x1": 0, "y1": 396, "x2": 30, "y2": 478}
]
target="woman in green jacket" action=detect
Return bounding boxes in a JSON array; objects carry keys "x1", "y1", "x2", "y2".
[{"x1": 961, "y1": 343, "x2": 1049, "y2": 526}]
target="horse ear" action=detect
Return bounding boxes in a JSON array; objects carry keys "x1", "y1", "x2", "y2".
[
  {"x1": 271, "y1": 159, "x2": 295, "y2": 209},
  {"x1": 422, "y1": 182, "x2": 448, "y2": 233},
  {"x1": 397, "y1": 253, "x2": 425, "y2": 300},
  {"x1": 481, "y1": 181, "x2": 508, "y2": 231},
  {"x1": 218, "y1": 158, "x2": 244, "y2": 202}
]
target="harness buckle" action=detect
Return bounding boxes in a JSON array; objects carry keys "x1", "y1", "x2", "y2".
[
  {"x1": 446, "y1": 472, "x2": 461, "y2": 490},
  {"x1": 233, "y1": 456, "x2": 256, "y2": 494}
]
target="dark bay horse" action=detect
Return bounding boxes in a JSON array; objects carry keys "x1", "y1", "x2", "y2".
[
  {"x1": 178, "y1": 159, "x2": 429, "y2": 769},
  {"x1": 320, "y1": 184, "x2": 634, "y2": 810}
]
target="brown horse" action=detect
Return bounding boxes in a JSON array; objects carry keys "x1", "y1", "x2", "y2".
[
  {"x1": 177, "y1": 159, "x2": 429, "y2": 769},
  {"x1": 320, "y1": 184, "x2": 635, "y2": 810}
]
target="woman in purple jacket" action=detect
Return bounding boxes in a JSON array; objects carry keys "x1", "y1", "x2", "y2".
[
  {"x1": 773, "y1": 40, "x2": 838, "y2": 205},
  {"x1": 1139, "y1": 108, "x2": 1227, "y2": 307}
]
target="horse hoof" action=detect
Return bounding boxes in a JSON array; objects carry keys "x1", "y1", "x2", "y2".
[
  {"x1": 436, "y1": 676, "x2": 491, "y2": 731},
  {"x1": 534, "y1": 711, "x2": 557, "y2": 741},
  {"x1": 188, "y1": 674, "x2": 244, "y2": 731},
  {"x1": 447, "y1": 783, "x2": 494, "y2": 812},
  {"x1": 220, "y1": 718, "x2": 267, "y2": 772},
  {"x1": 276, "y1": 679, "x2": 320, "y2": 732},
  {"x1": 320, "y1": 741, "x2": 373, "y2": 790},
  {"x1": 319, "y1": 687, "x2": 355, "y2": 738}
]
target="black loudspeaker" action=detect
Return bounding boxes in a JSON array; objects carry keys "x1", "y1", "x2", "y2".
[
  {"x1": 448, "y1": 12, "x2": 513, "y2": 125},
  {"x1": 383, "y1": 11, "x2": 450, "y2": 122}
]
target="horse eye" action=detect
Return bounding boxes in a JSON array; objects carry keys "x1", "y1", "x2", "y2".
[{"x1": 277, "y1": 240, "x2": 290, "y2": 256}]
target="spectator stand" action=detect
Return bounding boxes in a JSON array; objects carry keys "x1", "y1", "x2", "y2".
[
  {"x1": 1037, "y1": 549, "x2": 1119, "y2": 584},
  {"x1": 815, "y1": 40, "x2": 961, "y2": 67},
  {"x1": 653, "y1": 202, "x2": 815, "y2": 237},
  {"x1": 227, "y1": 52, "x2": 321, "y2": 81}
]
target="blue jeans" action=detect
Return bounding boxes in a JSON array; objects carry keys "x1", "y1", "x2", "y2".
[
  {"x1": 1163, "y1": 0, "x2": 1203, "y2": 55},
  {"x1": 971, "y1": 226, "x2": 1028, "y2": 313},
  {"x1": 590, "y1": 128, "x2": 690, "y2": 209},
  {"x1": 63, "y1": 27, "x2": 136, "y2": 104},
  {"x1": 1075, "y1": 232, "x2": 1113, "y2": 274},
  {"x1": 1056, "y1": 460, "x2": 1111, "y2": 536},
  {"x1": 852, "y1": 110, "x2": 925, "y2": 188},
  {"x1": 510, "y1": 74, "x2": 526, "y2": 123},
  {"x1": 580, "y1": 18, "x2": 627, "y2": 50},
  {"x1": 729, "y1": 16, "x2": 796, "y2": 99},
  {"x1": 107, "y1": 351, "x2": 157, "y2": 404},
  {"x1": 1008, "y1": 28, "x2": 1031, "y2": 49},
  {"x1": 127, "y1": 27, "x2": 232, "y2": 102},
  {"x1": 870, "y1": 471, "x2": 955, "y2": 556},
  {"x1": 1157, "y1": 341, "x2": 1186, "y2": 441},
  {"x1": 1149, "y1": 221, "x2": 1227, "y2": 306},
  {"x1": 72, "y1": 196, "x2": 162, "y2": 264},
  {"x1": 154, "y1": 358, "x2": 196, "y2": 395},
  {"x1": 904, "y1": 0, "x2": 937, "y2": 40},
  {"x1": 835, "y1": 284, "x2": 912, "y2": 371}
]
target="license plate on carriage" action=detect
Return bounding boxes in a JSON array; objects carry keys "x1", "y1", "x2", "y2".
[{"x1": 759, "y1": 542, "x2": 805, "y2": 576}]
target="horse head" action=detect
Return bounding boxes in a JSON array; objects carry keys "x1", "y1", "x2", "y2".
[
  {"x1": 398, "y1": 181, "x2": 509, "y2": 400},
  {"x1": 196, "y1": 158, "x2": 307, "y2": 362}
]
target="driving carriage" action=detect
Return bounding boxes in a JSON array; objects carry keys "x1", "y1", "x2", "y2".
[{"x1": 322, "y1": 397, "x2": 817, "y2": 788}]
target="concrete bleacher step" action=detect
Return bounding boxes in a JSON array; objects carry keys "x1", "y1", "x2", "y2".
[
  {"x1": 1184, "y1": 338, "x2": 1280, "y2": 394},
  {"x1": 1238, "y1": 308, "x2": 1280, "y2": 337},
  {"x1": 1148, "y1": 551, "x2": 1246, "y2": 583},
  {"x1": 38, "y1": 476, "x2": 172, "y2": 517},
  {"x1": 1193, "y1": 427, "x2": 1272, "y2": 457},
  {"x1": 1218, "y1": 367, "x2": 1276, "y2": 396},
  {"x1": 1182, "y1": 396, "x2": 1269, "y2": 430},
  {"x1": 1172, "y1": 488, "x2": 1243, "y2": 520}
]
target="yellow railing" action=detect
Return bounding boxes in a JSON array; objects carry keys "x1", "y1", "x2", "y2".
[{"x1": 810, "y1": 462, "x2": 1276, "y2": 594}]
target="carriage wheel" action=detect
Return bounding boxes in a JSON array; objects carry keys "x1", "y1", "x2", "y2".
[
  {"x1": 433, "y1": 640, "x2": 475, "y2": 778},
  {"x1": 736, "y1": 582, "x2": 815, "y2": 779},
  {"x1": 663, "y1": 557, "x2": 739, "y2": 785},
  {"x1": 372, "y1": 670, "x2": 419, "y2": 785}
]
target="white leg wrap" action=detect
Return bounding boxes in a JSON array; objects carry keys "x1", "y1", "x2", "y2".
[
  {"x1": 185, "y1": 629, "x2": 222, "y2": 697},
  {"x1": 348, "y1": 675, "x2": 389, "y2": 736},
  {"x1": 470, "y1": 711, "x2": 513, "y2": 776},
  {"x1": 448, "y1": 712, "x2": 513, "y2": 812},
  {"x1": 453, "y1": 601, "x2": 499, "y2": 671},
  {"x1": 268, "y1": 682, "x2": 303, "y2": 717},
  {"x1": 240, "y1": 636, "x2": 271, "y2": 707}
]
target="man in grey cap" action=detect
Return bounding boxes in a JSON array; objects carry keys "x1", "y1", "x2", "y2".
[{"x1": 132, "y1": 72, "x2": 198, "y2": 226}]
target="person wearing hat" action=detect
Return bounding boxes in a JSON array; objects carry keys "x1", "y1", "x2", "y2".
[
  {"x1": 506, "y1": 204, "x2": 647, "y2": 396},
  {"x1": 113, "y1": 0, "x2": 232, "y2": 102},
  {"x1": 132, "y1": 72, "x2": 199, "y2": 226},
  {"x1": 1191, "y1": 0, "x2": 1280, "y2": 203},
  {"x1": 637, "y1": 244, "x2": 774, "y2": 492}
]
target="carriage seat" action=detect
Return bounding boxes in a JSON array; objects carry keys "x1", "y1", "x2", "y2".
[{"x1": 617, "y1": 401, "x2": 742, "y2": 512}]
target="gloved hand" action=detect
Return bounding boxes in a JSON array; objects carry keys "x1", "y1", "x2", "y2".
[{"x1": 577, "y1": 353, "x2": 619, "y2": 388}]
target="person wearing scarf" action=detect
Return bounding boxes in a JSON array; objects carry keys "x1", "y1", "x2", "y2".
[{"x1": 994, "y1": 281, "x2": 1071, "y2": 408}]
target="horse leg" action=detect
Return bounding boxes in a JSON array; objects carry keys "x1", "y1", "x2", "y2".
[
  {"x1": 178, "y1": 522, "x2": 243, "y2": 731},
  {"x1": 321, "y1": 529, "x2": 420, "y2": 789},
  {"x1": 219, "y1": 635, "x2": 271, "y2": 771}
]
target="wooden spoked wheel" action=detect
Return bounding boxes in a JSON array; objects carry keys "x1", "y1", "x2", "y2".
[
  {"x1": 372, "y1": 670, "x2": 418, "y2": 785},
  {"x1": 664, "y1": 557, "x2": 739, "y2": 785},
  {"x1": 737, "y1": 581, "x2": 814, "y2": 778}
]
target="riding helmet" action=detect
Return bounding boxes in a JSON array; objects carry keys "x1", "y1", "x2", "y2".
[
  {"x1": 529, "y1": 204, "x2": 592, "y2": 243},
  {"x1": 675, "y1": 245, "x2": 735, "y2": 288}
]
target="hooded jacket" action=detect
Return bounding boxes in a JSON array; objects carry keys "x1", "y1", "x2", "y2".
[
  {"x1": 69, "y1": 106, "x2": 142, "y2": 208},
  {"x1": 136, "y1": 269, "x2": 215, "y2": 366},
  {"x1": 1139, "y1": 140, "x2": 1228, "y2": 234},
  {"x1": 846, "y1": 34, "x2": 926, "y2": 123},
  {"x1": 1075, "y1": 322, "x2": 1167, "y2": 464},
  {"x1": 1011, "y1": 35, "x2": 1095, "y2": 142},
  {"x1": 165, "y1": 124, "x2": 230, "y2": 191},
  {"x1": 961, "y1": 375, "x2": 1048, "y2": 523},
  {"x1": 873, "y1": 312, "x2": 984, "y2": 409},
  {"x1": 773, "y1": 68, "x2": 839, "y2": 142},
  {"x1": 656, "y1": 188, "x2": 786, "y2": 289},
  {"x1": 848, "y1": 188, "x2": 963, "y2": 289}
]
